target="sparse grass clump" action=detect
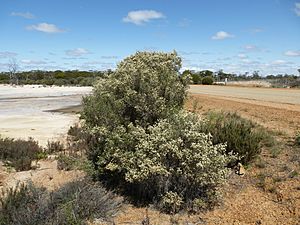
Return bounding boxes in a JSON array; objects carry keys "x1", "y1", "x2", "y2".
[
  {"x1": 295, "y1": 132, "x2": 300, "y2": 146},
  {"x1": 0, "y1": 136, "x2": 42, "y2": 171},
  {"x1": 46, "y1": 140, "x2": 64, "y2": 154},
  {"x1": 0, "y1": 179, "x2": 122, "y2": 225}
]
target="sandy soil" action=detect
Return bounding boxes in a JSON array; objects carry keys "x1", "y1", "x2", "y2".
[
  {"x1": 0, "y1": 85, "x2": 92, "y2": 146},
  {"x1": 0, "y1": 159, "x2": 84, "y2": 192},
  {"x1": 189, "y1": 85, "x2": 300, "y2": 105}
]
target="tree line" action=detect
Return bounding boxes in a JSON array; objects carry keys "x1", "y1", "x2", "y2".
[
  {"x1": 183, "y1": 69, "x2": 300, "y2": 87},
  {"x1": 0, "y1": 69, "x2": 113, "y2": 86},
  {"x1": 0, "y1": 67, "x2": 299, "y2": 87}
]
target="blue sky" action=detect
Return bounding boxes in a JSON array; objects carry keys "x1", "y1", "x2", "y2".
[{"x1": 0, "y1": 0, "x2": 300, "y2": 75}]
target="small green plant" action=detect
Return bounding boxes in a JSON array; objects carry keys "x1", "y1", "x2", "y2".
[
  {"x1": 0, "y1": 136, "x2": 43, "y2": 171},
  {"x1": 255, "y1": 157, "x2": 266, "y2": 169},
  {"x1": 202, "y1": 111, "x2": 264, "y2": 165},
  {"x1": 46, "y1": 140, "x2": 64, "y2": 154},
  {"x1": 57, "y1": 154, "x2": 78, "y2": 171},
  {"x1": 288, "y1": 170, "x2": 299, "y2": 178},
  {"x1": 295, "y1": 132, "x2": 300, "y2": 146},
  {"x1": 269, "y1": 147, "x2": 282, "y2": 158},
  {"x1": 201, "y1": 76, "x2": 214, "y2": 85}
]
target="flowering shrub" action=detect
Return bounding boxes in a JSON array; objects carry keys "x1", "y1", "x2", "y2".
[{"x1": 82, "y1": 51, "x2": 234, "y2": 212}]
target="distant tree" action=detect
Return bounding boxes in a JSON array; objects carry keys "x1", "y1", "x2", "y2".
[
  {"x1": 198, "y1": 70, "x2": 213, "y2": 78},
  {"x1": 8, "y1": 58, "x2": 18, "y2": 85},
  {"x1": 252, "y1": 71, "x2": 260, "y2": 79}
]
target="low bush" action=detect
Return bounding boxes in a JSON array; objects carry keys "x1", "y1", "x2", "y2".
[
  {"x1": 295, "y1": 132, "x2": 300, "y2": 146},
  {"x1": 0, "y1": 179, "x2": 122, "y2": 225},
  {"x1": 201, "y1": 112, "x2": 264, "y2": 165},
  {"x1": 56, "y1": 154, "x2": 93, "y2": 173},
  {"x1": 0, "y1": 137, "x2": 42, "y2": 171},
  {"x1": 0, "y1": 182, "x2": 48, "y2": 225},
  {"x1": 46, "y1": 140, "x2": 64, "y2": 154},
  {"x1": 201, "y1": 76, "x2": 214, "y2": 85},
  {"x1": 56, "y1": 154, "x2": 78, "y2": 171}
]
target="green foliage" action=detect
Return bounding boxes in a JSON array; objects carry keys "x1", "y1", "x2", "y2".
[
  {"x1": 160, "y1": 191, "x2": 183, "y2": 213},
  {"x1": 191, "y1": 74, "x2": 202, "y2": 84},
  {"x1": 0, "y1": 182, "x2": 48, "y2": 225},
  {"x1": 0, "y1": 137, "x2": 42, "y2": 171},
  {"x1": 0, "y1": 179, "x2": 122, "y2": 225},
  {"x1": 82, "y1": 51, "x2": 188, "y2": 128},
  {"x1": 57, "y1": 154, "x2": 78, "y2": 171},
  {"x1": 82, "y1": 51, "x2": 234, "y2": 213},
  {"x1": 295, "y1": 132, "x2": 300, "y2": 146},
  {"x1": 0, "y1": 70, "x2": 106, "y2": 86},
  {"x1": 201, "y1": 76, "x2": 214, "y2": 85},
  {"x1": 46, "y1": 140, "x2": 64, "y2": 154},
  {"x1": 87, "y1": 111, "x2": 235, "y2": 212},
  {"x1": 202, "y1": 112, "x2": 264, "y2": 165}
]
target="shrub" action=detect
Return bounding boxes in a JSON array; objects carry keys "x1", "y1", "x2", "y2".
[
  {"x1": 0, "y1": 137, "x2": 42, "y2": 171},
  {"x1": 82, "y1": 51, "x2": 233, "y2": 213},
  {"x1": 57, "y1": 154, "x2": 78, "y2": 171},
  {"x1": 88, "y1": 111, "x2": 235, "y2": 212},
  {"x1": 46, "y1": 140, "x2": 64, "y2": 154},
  {"x1": 50, "y1": 179, "x2": 122, "y2": 224},
  {"x1": 0, "y1": 182, "x2": 49, "y2": 225},
  {"x1": 201, "y1": 76, "x2": 214, "y2": 85},
  {"x1": 295, "y1": 132, "x2": 300, "y2": 146},
  {"x1": 0, "y1": 179, "x2": 122, "y2": 225},
  {"x1": 202, "y1": 112, "x2": 264, "y2": 165},
  {"x1": 191, "y1": 74, "x2": 201, "y2": 84},
  {"x1": 56, "y1": 154, "x2": 92, "y2": 173}
]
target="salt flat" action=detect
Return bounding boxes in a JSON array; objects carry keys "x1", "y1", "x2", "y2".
[{"x1": 0, "y1": 85, "x2": 92, "y2": 146}]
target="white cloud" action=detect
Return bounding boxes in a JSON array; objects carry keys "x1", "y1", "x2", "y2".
[
  {"x1": 65, "y1": 48, "x2": 90, "y2": 57},
  {"x1": 211, "y1": 31, "x2": 234, "y2": 40},
  {"x1": 101, "y1": 55, "x2": 119, "y2": 59},
  {"x1": 295, "y1": 2, "x2": 300, "y2": 16},
  {"x1": 251, "y1": 28, "x2": 263, "y2": 33},
  {"x1": 238, "y1": 54, "x2": 248, "y2": 59},
  {"x1": 271, "y1": 60, "x2": 287, "y2": 65},
  {"x1": 26, "y1": 23, "x2": 65, "y2": 33},
  {"x1": 21, "y1": 59, "x2": 47, "y2": 65},
  {"x1": 243, "y1": 45, "x2": 261, "y2": 52},
  {"x1": 11, "y1": 12, "x2": 35, "y2": 19},
  {"x1": 0, "y1": 51, "x2": 17, "y2": 58},
  {"x1": 123, "y1": 10, "x2": 165, "y2": 25},
  {"x1": 178, "y1": 18, "x2": 191, "y2": 27},
  {"x1": 284, "y1": 50, "x2": 300, "y2": 57}
]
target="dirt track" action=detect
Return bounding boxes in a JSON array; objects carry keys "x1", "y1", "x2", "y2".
[{"x1": 189, "y1": 85, "x2": 300, "y2": 106}]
